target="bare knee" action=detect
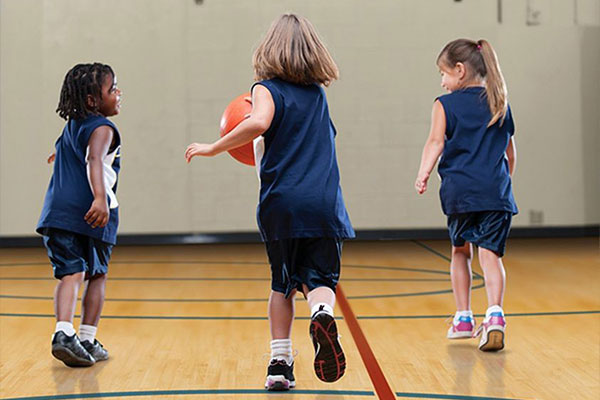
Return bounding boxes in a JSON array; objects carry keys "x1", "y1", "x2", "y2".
[
  {"x1": 60, "y1": 271, "x2": 85, "y2": 285},
  {"x1": 87, "y1": 273, "x2": 107, "y2": 284},
  {"x1": 478, "y1": 247, "x2": 501, "y2": 263},
  {"x1": 452, "y1": 243, "x2": 473, "y2": 260}
]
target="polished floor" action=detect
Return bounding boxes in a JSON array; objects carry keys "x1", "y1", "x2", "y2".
[{"x1": 1, "y1": 238, "x2": 598, "y2": 400}]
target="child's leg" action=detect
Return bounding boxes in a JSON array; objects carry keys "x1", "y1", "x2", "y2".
[
  {"x1": 447, "y1": 243, "x2": 475, "y2": 339},
  {"x1": 451, "y1": 243, "x2": 473, "y2": 311},
  {"x1": 476, "y1": 247, "x2": 507, "y2": 351},
  {"x1": 52, "y1": 271, "x2": 96, "y2": 367},
  {"x1": 304, "y1": 285, "x2": 335, "y2": 316},
  {"x1": 266, "y1": 289, "x2": 296, "y2": 390},
  {"x1": 478, "y1": 247, "x2": 505, "y2": 308},
  {"x1": 268, "y1": 289, "x2": 296, "y2": 340},
  {"x1": 304, "y1": 284, "x2": 345, "y2": 383},
  {"x1": 79, "y1": 273, "x2": 110, "y2": 361},
  {"x1": 81, "y1": 273, "x2": 107, "y2": 327},
  {"x1": 54, "y1": 272, "x2": 85, "y2": 324}
]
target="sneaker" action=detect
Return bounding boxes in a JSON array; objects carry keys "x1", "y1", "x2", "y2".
[
  {"x1": 474, "y1": 312, "x2": 506, "y2": 351},
  {"x1": 447, "y1": 315, "x2": 476, "y2": 339},
  {"x1": 81, "y1": 339, "x2": 109, "y2": 361},
  {"x1": 309, "y1": 310, "x2": 346, "y2": 383},
  {"x1": 51, "y1": 331, "x2": 95, "y2": 367},
  {"x1": 265, "y1": 359, "x2": 296, "y2": 391}
]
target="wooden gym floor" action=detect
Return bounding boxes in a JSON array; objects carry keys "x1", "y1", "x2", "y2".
[{"x1": 1, "y1": 238, "x2": 598, "y2": 400}]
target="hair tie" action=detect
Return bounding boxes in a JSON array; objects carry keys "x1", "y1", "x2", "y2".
[{"x1": 477, "y1": 44, "x2": 482, "y2": 51}]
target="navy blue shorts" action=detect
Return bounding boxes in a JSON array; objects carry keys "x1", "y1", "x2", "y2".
[
  {"x1": 41, "y1": 228, "x2": 113, "y2": 279},
  {"x1": 447, "y1": 211, "x2": 512, "y2": 257},
  {"x1": 265, "y1": 238, "x2": 343, "y2": 298}
]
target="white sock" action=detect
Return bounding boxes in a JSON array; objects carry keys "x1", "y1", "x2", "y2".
[
  {"x1": 486, "y1": 305, "x2": 504, "y2": 319},
  {"x1": 270, "y1": 339, "x2": 293, "y2": 365},
  {"x1": 454, "y1": 310, "x2": 473, "y2": 324},
  {"x1": 79, "y1": 324, "x2": 97, "y2": 343},
  {"x1": 55, "y1": 321, "x2": 76, "y2": 336},
  {"x1": 310, "y1": 303, "x2": 334, "y2": 318}
]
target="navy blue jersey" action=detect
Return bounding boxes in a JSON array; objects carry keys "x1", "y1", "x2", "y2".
[
  {"x1": 436, "y1": 87, "x2": 518, "y2": 215},
  {"x1": 37, "y1": 115, "x2": 121, "y2": 244},
  {"x1": 251, "y1": 78, "x2": 354, "y2": 241}
]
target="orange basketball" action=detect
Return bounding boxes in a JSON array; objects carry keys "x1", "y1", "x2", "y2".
[{"x1": 219, "y1": 92, "x2": 255, "y2": 166}]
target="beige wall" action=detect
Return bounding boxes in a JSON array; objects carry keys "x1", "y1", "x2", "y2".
[{"x1": 1, "y1": 0, "x2": 598, "y2": 237}]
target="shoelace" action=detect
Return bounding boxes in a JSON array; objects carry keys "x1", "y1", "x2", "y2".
[
  {"x1": 472, "y1": 323, "x2": 484, "y2": 338},
  {"x1": 444, "y1": 314, "x2": 454, "y2": 326},
  {"x1": 262, "y1": 349, "x2": 299, "y2": 363}
]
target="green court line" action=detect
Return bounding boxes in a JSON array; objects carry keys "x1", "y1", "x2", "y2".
[
  {"x1": 411, "y1": 240, "x2": 485, "y2": 280},
  {"x1": 0, "y1": 277, "x2": 451, "y2": 282},
  {"x1": 358, "y1": 310, "x2": 600, "y2": 319},
  {"x1": 1, "y1": 310, "x2": 597, "y2": 321},
  {"x1": 1, "y1": 388, "x2": 375, "y2": 400},
  {"x1": 0, "y1": 283, "x2": 464, "y2": 302},
  {"x1": 411, "y1": 240, "x2": 451, "y2": 262},
  {"x1": 396, "y1": 392, "x2": 525, "y2": 400}
]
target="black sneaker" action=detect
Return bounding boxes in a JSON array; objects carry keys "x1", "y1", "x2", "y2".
[
  {"x1": 310, "y1": 310, "x2": 346, "y2": 383},
  {"x1": 265, "y1": 359, "x2": 296, "y2": 391},
  {"x1": 81, "y1": 339, "x2": 109, "y2": 361},
  {"x1": 51, "y1": 331, "x2": 95, "y2": 367}
]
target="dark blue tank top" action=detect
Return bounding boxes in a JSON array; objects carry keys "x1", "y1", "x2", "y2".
[
  {"x1": 251, "y1": 78, "x2": 354, "y2": 241},
  {"x1": 37, "y1": 115, "x2": 121, "y2": 244},
  {"x1": 437, "y1": 87, "x2": 518, "y2": 215}
]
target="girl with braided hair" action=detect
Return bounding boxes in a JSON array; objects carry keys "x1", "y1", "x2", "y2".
[{"x1": 37, "y1": 62, "x2": 122, "y2": 367}]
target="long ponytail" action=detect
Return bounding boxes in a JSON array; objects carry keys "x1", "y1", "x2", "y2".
[
  {"x1": 477, "y1": 39, "x2": 507, "y2": 126},
  {"x1": 437, "y1": 38, "x2": 508, "y2": 127}
]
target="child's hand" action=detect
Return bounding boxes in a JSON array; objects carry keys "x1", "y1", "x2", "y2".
[
  {"x1": 84, "y1": 198, "x2": 109, "y2": 228},
  {"x1": 415, "y1": 172, "x2": 430, "y2": 194},
  {"x1": 185, "y1": 143, "x2": 216, "y2": 163},
  {"x1": 47, "y1": 152, "x2": 56, "y2": 164}
]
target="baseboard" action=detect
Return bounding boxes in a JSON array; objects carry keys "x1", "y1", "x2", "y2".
[{"x1": 1, "y1": 225, "x2": 597, "y2": 248}]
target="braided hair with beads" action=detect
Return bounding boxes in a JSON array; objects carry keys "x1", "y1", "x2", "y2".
[{"x1": 56, "y1": 63, "x2": 114, "y2": 121}]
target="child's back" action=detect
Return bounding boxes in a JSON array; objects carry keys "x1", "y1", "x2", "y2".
[
  {"x1": 437, "y1": 87, "x2": 517, "y2": 215},
  {"x1": 253, "y1": 78, "x2": 353, "y2": 242}
]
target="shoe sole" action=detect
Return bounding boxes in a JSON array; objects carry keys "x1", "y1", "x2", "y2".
[
  {"x1": 265, "y1": 376, "x2": 295, "y2": 391},
  {"x1": 479, "y1": 328, "x2": 505, "y2": 351},
  {"x1": 52, "y1": 344, "x2": 95, "y2": 367},
  {"x1": 447, "y1": 329, "x2": 475, "y2": 339},
  {"x1": 310, "y1": 313, "x2": 346, "y2": 383}
]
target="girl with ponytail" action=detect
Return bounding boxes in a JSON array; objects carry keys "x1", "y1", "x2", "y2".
[{"x1": 415, "y1": 39, "x2": 518, "y2": 352}]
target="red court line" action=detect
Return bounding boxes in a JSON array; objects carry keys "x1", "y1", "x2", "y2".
[{"x1": 337, "y1": 284, "x2": 396, "y2": 400}]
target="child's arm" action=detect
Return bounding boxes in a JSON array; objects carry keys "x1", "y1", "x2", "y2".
[
  {"x1": 505, "y1": 137, "x2": 516, "y2": 177},
  {"x1": 185, "y1": 85, "x2": 275, "y2": 163},
  {"x1": 84, "y1": 126, "x2": 113, "y2": 229},
  {"x1": 415, "y1": 100, "x2": 446, "y2": 194}
]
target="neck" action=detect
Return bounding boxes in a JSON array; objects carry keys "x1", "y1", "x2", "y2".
[{"x1": 460, "y1": 77, "x2": 485, "y2": 89}]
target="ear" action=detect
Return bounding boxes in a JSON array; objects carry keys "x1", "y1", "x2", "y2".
[
  {"x1": 86, "y1": 94, "x2": 96, "y2": 109},
  {"x1": 455, "y1": 62, "x2": 466, "y2": 80}
]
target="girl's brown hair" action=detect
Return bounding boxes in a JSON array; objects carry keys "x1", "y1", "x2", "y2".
[
  {"x1": 437, "y1": 38, "x2": 507, "y2": 126},
  {"x1": 253, "y1": 13, "x2": 338, "y2": 86}
]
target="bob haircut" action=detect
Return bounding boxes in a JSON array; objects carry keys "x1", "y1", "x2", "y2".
[{"x1": 253, "y1": 13, "x2": 338, "y2": 86}]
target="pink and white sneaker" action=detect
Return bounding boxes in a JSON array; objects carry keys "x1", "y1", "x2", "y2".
[
  {"x1": 447, "y1": 315, "x2": 476, "y2": 339},
  {"x1": 474, "y1": 312, "x2": 506, "y2": 351}
]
